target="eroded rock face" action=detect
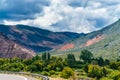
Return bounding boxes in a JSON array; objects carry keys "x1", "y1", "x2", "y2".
[
  {"x1": 0, "y1": 25, "x2": 81, "y2": 52},
  {"x1": 0, "y1": 33, "x2": 35, "y2": 59},
  {"x1": 83, "y1": 35, "x2": 105, "y2": 47},
  {"x1": 59, "y1": 43, "x2": 75, "y2": 51}
]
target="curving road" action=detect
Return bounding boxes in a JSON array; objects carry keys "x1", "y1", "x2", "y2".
[{"x1": 0, "y1": 74, "x2": 35, "y2": 80}]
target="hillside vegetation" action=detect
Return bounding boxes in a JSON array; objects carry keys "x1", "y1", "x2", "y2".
[
  {"x1": 0, "y1": 50, "x2": 120, "y2": 80},
  {"x1": 0, "y1": 24, "x2": 81, "y2": 52},
  {"x1": 53, "y1": 19, "x2": 120, "y2": 60}
]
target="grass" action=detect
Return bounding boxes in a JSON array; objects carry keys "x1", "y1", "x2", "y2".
[{"x1": 47, "y1": 20, "x2": 120, "y2": 61}]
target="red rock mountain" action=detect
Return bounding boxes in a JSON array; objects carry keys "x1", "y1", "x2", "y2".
[
  {"x1": 0, "y1": 33, "x2": 35, "y2": 58},
  {"x1": 0, "y1": 24, "x2": 82, "y2": 52}
]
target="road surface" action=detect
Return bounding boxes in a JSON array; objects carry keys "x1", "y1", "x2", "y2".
[{"x1": 0, "y1": 74, "x2": 35, "y2": 80}]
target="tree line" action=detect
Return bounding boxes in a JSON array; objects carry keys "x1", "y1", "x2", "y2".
[{"x1": 0, "y1": 49, "x2": 120, "y2": 79}]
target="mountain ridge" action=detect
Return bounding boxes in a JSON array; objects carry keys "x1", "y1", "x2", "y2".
[
  {"x1": 0, "y1": 24, "x2": 83, "y2": 52},
  {"x1": 0, "y1": 19, "x2": 120, "y2": 59},
  {"x1": 55, "y1": 19, "x2": 120, "y2": 60},
  {"x1": 0, "y1": 33, "x2": 35, "y2": 58}
]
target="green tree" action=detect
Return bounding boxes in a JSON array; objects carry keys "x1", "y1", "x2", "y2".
[
  {"x1": 108, "y1": 71, "x2": 120, "y2": 80},
  {"x1": 80, "y1": 49, "x2": 93, "y2": 63},
  {"x1": 117, "y1": 56, "x2": 120, "y2": 61},
  {"x1": 67, "y1": 53, "x2": 76, "y2": 68},
  {"x1": 98, "y1": 57, "x2": 104, "y2": 66},
  {"x1": 33, "y1": 60, "x2": 44, "y2": 72},
  {"x1": 60, "y1": 67, "x2": 74, "y2": 79},
  {"x1": 42, "y1": 53, "x2": 51, "y2": 61},
  {"x1": 87, "y1": 64, "x2": 103, "y2": 79},
  {"x1": 23, "y1": 59, "x2": 33, "y2": 65},
  {"x1": 27, "y1": 65, "x2": 37, "y2": 72},
  {"x1": 32, "y1": 55, "x2": 41, "y2": 61},
  {"x1": 104, "y1": 59, "x2": 110, "y2": 65}
]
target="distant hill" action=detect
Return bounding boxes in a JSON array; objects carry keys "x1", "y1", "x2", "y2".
[
  {"x1": 1, "y1": 19, "x2": 120, "y2": 60},
  {"x1": 0, "y1": 25, "x2": 82, "y2": 52},
  {"x1": 57, "y1": 19, "x2": 120, "y2": 60},
  {"x1": 0, "y1": 33, "x2": 35, "y2": 58}
]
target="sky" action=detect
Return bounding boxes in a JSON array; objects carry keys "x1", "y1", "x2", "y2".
[{"x1": 0, "y1": 0, "x2": 120, "y2": 33}]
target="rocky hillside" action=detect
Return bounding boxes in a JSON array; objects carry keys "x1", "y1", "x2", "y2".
[
  {"x1": 0, "y1": 33, "x2": 35, "y2": 58},
  {"x1": 0, "y1": 25, "x2": 82, "y2": 52},
  {"x1": 57, "y1": 19, "x2": 120, "y2": 60}
]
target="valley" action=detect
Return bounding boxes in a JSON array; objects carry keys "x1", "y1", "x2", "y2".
[
  {"x1": 0, "y1": 19, "x2": 120, "y2": 80},
  {"x1": 0, "y1": 0, "x2": 120, "y2": 80}
]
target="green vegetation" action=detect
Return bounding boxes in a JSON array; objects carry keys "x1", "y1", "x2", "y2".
[
  {"x1": 80, "y1": 49, "x2": 93, "y2": 63},
  {"x1": 60, "y1": 67, "x2": 74, "y2": 79},
  {"x1": 0, "y1": 49, "x2": 120, "y2": 80},
  {"x1": 51, "y1": 19, "x2": 120, "y2": 61}
]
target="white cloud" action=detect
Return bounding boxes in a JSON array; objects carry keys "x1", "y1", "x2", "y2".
[
  {"x1": 3, "y1": 20, "x2": 31, "y2": 25},
  {"x1": 3, "y1": 0, "x2": 120, "y2": 33}
]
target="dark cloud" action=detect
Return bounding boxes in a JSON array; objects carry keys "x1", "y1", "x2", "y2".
[
  {"x1": 0, "y1": 0, "x2": 50, "y2": 21},
  {"x1": 1, "y1": 0, "x2": 120, "y2": 33},
  {"x1": 87, "y1": 18, "x2": 108, "y2": 28},
  {"x1": 68, "y1": 0, "x2": 89, "y2": 8},
  {"x1": 68, "y1": 2, "x2": 82, "y2": 7}
]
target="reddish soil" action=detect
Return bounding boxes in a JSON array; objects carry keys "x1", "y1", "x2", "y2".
[
  {"x1": 83, "y1": 35, "x2": 105, "y2": 47},
  {"x1": 59, "y1": 43, "x2": 75, "y2": 51}
]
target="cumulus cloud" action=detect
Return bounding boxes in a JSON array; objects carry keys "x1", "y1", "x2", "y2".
[{"x1": 1, "y1": 0, "x2": 120, "y2": 33}]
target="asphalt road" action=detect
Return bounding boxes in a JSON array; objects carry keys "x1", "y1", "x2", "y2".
[{"x1": 0, "y1": 74, "x2": 35, "y2": 80}]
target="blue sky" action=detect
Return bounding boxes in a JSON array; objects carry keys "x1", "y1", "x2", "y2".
[{"x1": 0, "y1": 0, "x2": 120, "y2": 33}]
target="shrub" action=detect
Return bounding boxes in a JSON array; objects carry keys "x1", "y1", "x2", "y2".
[
  {"x1": 41, "y1": 71, "x2": 50, "y2": 76},
  {"x1": 108, "y1": 71, "x2": 120, "y2": 80},
  {"x1": 49, "y1": 70, "x2": 56, "y2": 75},
  {"x1": 109, "y1": 62, "x2": 120, "y2": 70},
  {"x1": 100, "y1": 77, "x2": 112, "y2": 80},
  {"x1": 11, "y1": 68, "x2": 20, "y2": 72},
  {"x1": 87, "y1": 64, "x2": 103, "y2": 79},
  {"x1": 60, "y1": 67, "x2": 74, "y2": 79}
]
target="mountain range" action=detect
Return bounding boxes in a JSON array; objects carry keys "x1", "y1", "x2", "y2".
[
  {"x1": 56, "y1": 19, "x2": 120, "y2": 60},
  {"x1": 0, "y1": 19, "x2": 120, "y2": 59},
  {"x1": 0, "y1": 24, "x2": 82, "y2": 53}
]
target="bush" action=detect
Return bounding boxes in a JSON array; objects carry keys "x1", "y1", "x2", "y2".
[
  {"x1": 87, "y1": 64, "x2": 103, "y2": 79},
  {"x1": 11, "y1": 68, "x2": 20, "y2": 72},
  {"x1": 28, "y1": 65, "x2": 37, "y2": 72},
  {"x1": 118, "y1": 66, "x2": 120, "y2": 71},
  {"x1": 60, "y1": 67, "x2": 74, "y2": 79},
  {"x1": 108, "y1": 71, "x2": 120, "y2": 80},
  {"x1": 41, "y1": 71, "x2": 50, "y2": 76},
  {"x1": 49, "y1": 70, "x2": 56, "y2": 75},
  {"x1": 84, "y1": 64, "x2": 89, "y2": 73},
  {"x1": 100, "y1": 77, "x2": 112, "y2": 80},
  {"x1": 109, "y1": 62, "x2": 120, "y2": 70},
  {"x1": 101, "y1": 67, "x2": 109, "y2": 77}
]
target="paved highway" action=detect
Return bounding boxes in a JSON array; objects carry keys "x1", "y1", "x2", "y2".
[{"x1": 0, "y1": 74, "x2": 35, "y2": 80}]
